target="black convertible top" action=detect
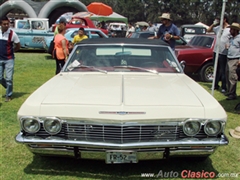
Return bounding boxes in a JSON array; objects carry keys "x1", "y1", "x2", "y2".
[{"x1": 76, "y1": 38, "x2": 170, "y2": 46}]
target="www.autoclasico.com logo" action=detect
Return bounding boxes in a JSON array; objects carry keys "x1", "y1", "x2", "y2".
[{"x1": 141, "y1": 170, "x2": 239, "y2": 178}]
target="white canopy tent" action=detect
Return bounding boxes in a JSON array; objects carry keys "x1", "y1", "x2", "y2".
[{"x1": 195, "y1": 22, "x2": 209, "y2": 29}]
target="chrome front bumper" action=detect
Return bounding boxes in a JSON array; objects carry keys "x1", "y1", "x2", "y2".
[{"x1": 15, "y1": 132, "x2": 228, "y2": 161}]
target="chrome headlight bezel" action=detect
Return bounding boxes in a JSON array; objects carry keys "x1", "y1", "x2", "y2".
[
  {"x1": 204, "y1": 120, "x2": 223, "y2": 136},
  {"x1": 43, "y1": 117, "x2": 62, "y2": 135},
  {"x1": 183, "y1": 120, "x2": 201, "y2": 136},
  {"x1": 21, "y1": 117, "x2": 40, "y2": 134}
]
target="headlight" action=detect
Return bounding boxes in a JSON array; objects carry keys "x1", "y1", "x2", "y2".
[
  {"x1": 21, "y1": 117, "x2": 40, "y2": 134},
  {"x1": 204, "y1": 121, "x2": 222, "y2": 136},
  {"x1": 183, "y1": 120, "x2": 201, "y2": 136},
  {"x1": 43, "y1": 118, "x2": 62, "y2": 135}
]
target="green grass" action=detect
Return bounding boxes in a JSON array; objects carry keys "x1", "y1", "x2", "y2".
[{"x1": 1, "y1": 51, "x2": 240, "y2": 180}]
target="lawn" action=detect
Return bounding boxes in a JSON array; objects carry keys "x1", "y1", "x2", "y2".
[{"x1": 1, "y1": 51, "x2": 239, "y2": 180}]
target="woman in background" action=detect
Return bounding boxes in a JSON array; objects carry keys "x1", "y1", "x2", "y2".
[{"x1": 53, "y1": 24, "x2": 69, "y2": 74}]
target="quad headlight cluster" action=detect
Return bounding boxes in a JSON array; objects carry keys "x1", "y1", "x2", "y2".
[
  {"x1": 20, "y1": 116, "x2": 62, "y2": 135},
  {"x1": 183, "y1": 119, "x2": 224, "y2": 137}
]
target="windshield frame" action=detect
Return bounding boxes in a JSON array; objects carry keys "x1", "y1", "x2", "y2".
[{"x1": 63, "y1": 43, "x2": 183, "y2": 74}]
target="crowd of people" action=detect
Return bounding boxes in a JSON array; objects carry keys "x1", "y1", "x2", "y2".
[
  {"x1": 0, "y1": 14, "x2": 240, "y2": 103},
  {"x1": 206, "y1": 14, "x2": 240, "y2": 100}
]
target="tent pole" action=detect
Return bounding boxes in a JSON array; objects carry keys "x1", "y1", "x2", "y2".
[{"x1": 211, "y1": 0, "x2": 228, "y2": 96}]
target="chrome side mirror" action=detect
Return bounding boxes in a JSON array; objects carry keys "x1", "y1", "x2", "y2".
[{"x1": 180, "y1": 61, "x2": 186, "y2": 70}]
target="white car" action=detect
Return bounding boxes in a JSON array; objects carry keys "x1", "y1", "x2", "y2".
[{"x1": 16, "y1": 38, "x2": 228, "y2": 164}]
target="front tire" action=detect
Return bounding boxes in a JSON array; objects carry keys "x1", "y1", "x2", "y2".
[{"x1": 199, "y1": 62, "x2": 214, "y2": 82}]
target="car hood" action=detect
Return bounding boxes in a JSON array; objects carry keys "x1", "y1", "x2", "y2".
[
  {"x1": 18, "y1": 73, "x2": 226, "y2": 120},
  {"x1": 35, "y1": 74, "x2": 203, "y2": 106}
]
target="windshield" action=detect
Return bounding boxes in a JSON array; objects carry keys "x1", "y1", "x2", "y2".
[
  {"x1": 188, "y1": 36, "x2": 214, "y2": 48},
  {"x1": 64, "y1": 44, "x2": 182, "y2": 73}
]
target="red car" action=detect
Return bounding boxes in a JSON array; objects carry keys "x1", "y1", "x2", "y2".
[
  {"x1": 175, "y1": 34, "x2": 216, "y2": 82},
  {"x1": 52, "y1": 17, "x2": 108, "y2": 35}
]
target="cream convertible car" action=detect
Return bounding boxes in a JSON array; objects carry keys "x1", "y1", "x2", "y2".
[{"x1": 16, "y1": 38, "x2": 228, "y2": 164}]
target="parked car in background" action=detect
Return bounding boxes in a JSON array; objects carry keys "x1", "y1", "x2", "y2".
[
  {"x1": 108, "y1": 22, "x2": 127, "y2": 31},
  {"x1": 51, "y1": 17, "x2": 108, "y2": 35},
  {"x1": 43, "y1": 27, "x2": 108, "y2": 51},
  {"x1": 175, "y1": 34, "x2": 216, "y2": 82},
  {"x1": 129, "y1": 31, "x2": 187, "y2": 46},
  {"x1": 13, "y1": 18, "x2": 54, "y2": 49},
  {"x1": 180, "y1": 24, "x2": 207, "y2": 43},
  {"x1": 108, "y1": 22, "x2": 127, "y2": 38},
  {"x1": 16, "y1": 38, "x2": 228, "y2": 164}
]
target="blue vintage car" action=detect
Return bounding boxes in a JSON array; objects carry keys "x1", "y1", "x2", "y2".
[
  {"x1": 13, "y1": 18, "x2": 54, "y2": 49},
  {"x1": 43, "y1": 27, "x2": 108, "y2": 51}
]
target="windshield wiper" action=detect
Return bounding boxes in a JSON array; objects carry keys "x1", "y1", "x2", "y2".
[
  {"x1": 68, "y1": 64, "x2": 108, "y2": 74},
  {"x1": 67, "y1": 60, "x2": 107, "y2": 73},
  {"x1": 114, "y1": 65, "x2": 159, "y2": 74}
]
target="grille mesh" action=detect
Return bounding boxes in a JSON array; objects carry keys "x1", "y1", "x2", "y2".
[{"x1": 66, "y1": 124, "x2": 180, "y2": 143}]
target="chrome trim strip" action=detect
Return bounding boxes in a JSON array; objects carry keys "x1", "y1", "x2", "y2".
[
  {"x1": 99, "y1": 111, "x2": 146, "y2": 115},
  {"x1": 16, "y1": 132, "x2": 229, "y2": 148}
]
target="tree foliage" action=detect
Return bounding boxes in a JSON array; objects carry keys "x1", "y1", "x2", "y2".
[
  {"x1": 1, "y1": 0, "x2": 239, "y2": 25},
  {"x1": 81, "y1": 0, "x2": 239, "y2": 25}
]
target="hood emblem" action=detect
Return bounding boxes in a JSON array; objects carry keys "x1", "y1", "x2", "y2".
[{"x1": 99, "y1": 111, "x2": 146, "y2": 115}]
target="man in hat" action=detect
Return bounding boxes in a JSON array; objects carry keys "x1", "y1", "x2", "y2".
[
  {"x1": 207, "y1": 15, "x2": 230, "y2": 93},
  {"x1": 152, "y1": 13, "x2": 180, "y2": 50},
  {"x1": 72, "y1": 27, "x2": 88, "y2": 45},
  {"x1": 225, "y1": 22, "x2": 240, "y2": 100}
]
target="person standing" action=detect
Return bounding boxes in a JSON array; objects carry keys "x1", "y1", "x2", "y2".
[
  {"x1": 53, "y1": 24, "x2": 69, "y2": 74},
  {"x1": 225, "y1": 23, "x2": 240, "y2": 100},
  {"x1": 147, "y1": 21, "x2": 157, "y2": 32},
  {"x1": 126, "y1": 23, "x2": 135, "y2": 37},
  {"x1": 72, "y1": 27, "x2": 88, "y2": 45},
  {"x1": 141, "y1": 25, "x2": 148, "y2": 31},
  {"x1": 153, "y1": 13, "x2": 180, "y2": 51},
  {"x1": 54, "y1": 17, "x2": 67, "y2": 36},
  {"x1": 207, "y1": 15, "x2": 230, "y2": 93},
  {"x1": 135, "y1": 25, "x2": 141, "y2": 32},
  {"x1": 0, "y1": 16, "x2": 20, "y2": 102}
]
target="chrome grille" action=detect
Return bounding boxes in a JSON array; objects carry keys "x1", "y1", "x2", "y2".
[
  {"x1": 24, "y1": 123, "x2": 218, "y2": 143},
  {"x1": 66, "y1": 124, "x2": 180, "y2": 143}
]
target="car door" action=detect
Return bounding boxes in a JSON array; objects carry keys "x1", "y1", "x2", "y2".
[{"x1": 29, "y1": 20, "x2": 52, "y2": 49}]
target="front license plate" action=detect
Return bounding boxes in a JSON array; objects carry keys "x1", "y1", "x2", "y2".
[{"x1": 106, "y1": 151, "x2": 137, "y2": 164}]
